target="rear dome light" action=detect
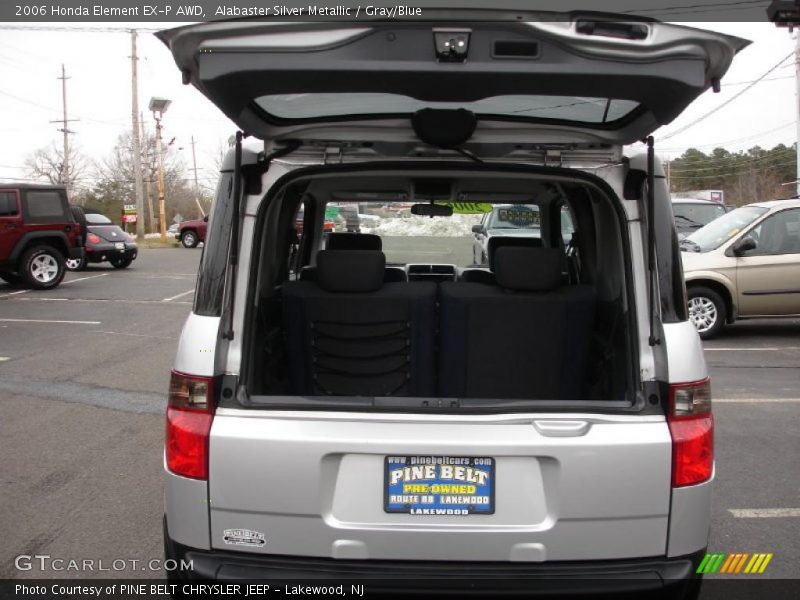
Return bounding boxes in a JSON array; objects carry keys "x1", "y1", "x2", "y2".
[
  {"x1": 668, "y1": 378, "x2": 714, "y2": 487},
  {"x1": 166, "y1": 371, "x2": 214, "y2": 480}
]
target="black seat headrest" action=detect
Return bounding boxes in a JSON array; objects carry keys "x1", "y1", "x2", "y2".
[
  {"x1": 494, "y1": 247, "x2": 563, "y2": 292},
  {"x1": 488, "y1": 236, "x2": 543, "y2": 271},
  {"x1": 326, "y1": 233, "x2": 382, "y2": 251},
  {"x1": 316, "y1": 250, "x2": 386, "y2": 293}
]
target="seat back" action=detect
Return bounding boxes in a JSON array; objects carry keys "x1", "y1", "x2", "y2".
[
  {"x1": 461, "y1": 236, "x2": 543, "y2": 284},
  {"x1": 439, "y1": 246, "x2": 596, "y2": 400},
  {"x1": 283, "y1": 250, "x2": 436, "y2": 397},
  {"x1": 301, "y1": 233, "x2": 407, "y2": 282}
]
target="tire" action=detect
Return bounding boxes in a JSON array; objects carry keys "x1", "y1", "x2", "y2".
[
  {"x1": 110, "y1": 256, "x2": 133, "y2": 269},
  {"x1": 687, "y1": 286, "x2": 726, "y2": 339},
  {"x1": 65, "y1": 256, "x2": 86, "y2": 271},
  {"x1": 0, "y1": 271, "x2": 23, "y2": 285},
  {"x1": 20, "y1": 245, "x2": 66, "y2": 290},
  {"x1": 181, "y1": 230, "x2": 198, "y2": 248}
]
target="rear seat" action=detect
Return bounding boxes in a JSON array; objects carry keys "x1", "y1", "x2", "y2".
[
  {"x1": 439, "y1": 246, "x2": 596, "y2": 400},
  {"x1": 283, "y1": 250, "x2": 436, "y2": 397},
  {"x1": 300, "y1": 233, "x2": 407, "y2": 282},
  {"x1": 461, "y1": 237, "x2": 543, "y2": 284}
]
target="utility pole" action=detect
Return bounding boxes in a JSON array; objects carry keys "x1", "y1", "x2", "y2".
[
  {"x1": 140, "y1": 113, "x2": 156, "y2": 234},
  {"x1": 189, "y1": 136, "x2": 205, "y2": 216},
  {"x1": 130, "y1": 30, "x2": 145, "y2": 240},
  {"x1": 795, "y1": 31, "x2": 800, "y2": 196},
  {"x1": 154, "y1": 113, "x2": 168, "y2": 242},
  {"x1": 50, "y1": 64, "x2": 78, "y2": 198}
]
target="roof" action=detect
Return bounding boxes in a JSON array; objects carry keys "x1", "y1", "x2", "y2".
[
  {"x1": 749, "y1": 199, "x2": 800, "y2": 210},
  {"x1": 671, "y1": 198, "x2": 721, "y2": 204},
  {"x1": 0, "y1": 182, "x2": 67, "y2": 191}
]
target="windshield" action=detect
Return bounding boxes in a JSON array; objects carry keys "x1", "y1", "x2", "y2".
[
  {"x1": 683, "y1": 206, "x2": 769, "y2": 253},
  {"x1": 672, "y1": 203, "x2": 727, "y2": 230}
]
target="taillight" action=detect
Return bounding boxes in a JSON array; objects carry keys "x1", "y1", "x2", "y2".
[
  {"x1": 667, "y1": 378, "x2": 713, "y2": 487},
  {"x1": 87, "y1": 233, "x2": 101, "y2": 245},
  {"x1": 166, "y1": 371, "x2": 214, "y2": 480}
]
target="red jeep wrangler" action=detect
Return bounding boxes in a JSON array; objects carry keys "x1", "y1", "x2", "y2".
[{"x1": 0, "y1": 184, "x2": 84, "y2": 289}]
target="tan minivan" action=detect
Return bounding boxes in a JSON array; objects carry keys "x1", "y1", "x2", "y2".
[{"x1": 681, "y1": 199, "x2": 800, "y2": 338}]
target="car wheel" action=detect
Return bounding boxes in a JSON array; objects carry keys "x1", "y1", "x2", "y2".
[
  {"x1": 110, "y1": 256, "x2": 133, "y2": 269},
  {"x1": 687, "y1": 286, "x2": 726, "y2": 339},
  {"x1": 65, "y1": 256, "x2": 86, "y2": 271},
  {"x1": 181, "y1": 231, "x2": 198, "y2": 248},
  {"x1": 20, "y1": 245, "x2": 66, "y2": 290}
]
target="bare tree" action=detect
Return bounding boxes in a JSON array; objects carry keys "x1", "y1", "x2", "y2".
[
  {"x1": 25, "y1": 142, "x2": 88, "y2": 196},
  {"x1": 89, "y1": 130, "x2": 197, "y2": 227}
]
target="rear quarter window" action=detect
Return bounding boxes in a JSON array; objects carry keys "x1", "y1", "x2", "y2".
[
  {"x1": 23, "y1": 190, "x2": 68, "y2": 223},
  {"x1": 194, "y1": 173, "x2": 234, "y2": 316},
  {"x1": 0, "y1": 191, "x2": 19, "y2": 216}
]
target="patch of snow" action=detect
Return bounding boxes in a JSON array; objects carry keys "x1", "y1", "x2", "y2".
[{"x1": 361, "y1": 214, "x2": 481, "y2": 237}]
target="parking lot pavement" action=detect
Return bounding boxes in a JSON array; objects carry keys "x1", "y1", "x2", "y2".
[
  {"x1": 704, "y1": 318, "x2": 800, "y2": 400},
  {"x1": 0, "y1": 248, "x2": 798, "y2": 583}
]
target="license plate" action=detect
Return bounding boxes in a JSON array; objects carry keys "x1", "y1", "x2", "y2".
[
  {"x1": 384, "y1": 456, "x2": 495, "y2": 515},
  {"x1": 115, "y1": 243, "x2": 125, "y2": 250}
]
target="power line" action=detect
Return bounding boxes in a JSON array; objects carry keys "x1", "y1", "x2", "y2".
[
  {"x1": 658, "y1": 120, "x2": 798, "y2": 151},
  {"x1": 669, "y1": 160, "x2": 797, "y2": 179},
  {"x1": 661, "y1": 52, "x2": 795, "y2": 141},
  {"x1": 625, "y1": 0, "x2": 766, "y2": 12}
]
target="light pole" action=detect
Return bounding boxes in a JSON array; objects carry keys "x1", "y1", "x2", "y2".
[{"x1": 149, "y1": 97, "x2": 171, "y2": 243}]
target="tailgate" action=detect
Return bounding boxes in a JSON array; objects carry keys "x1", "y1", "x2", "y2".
[{"x1": 209, "y1": 411, "x2": 671, "y2": 561}]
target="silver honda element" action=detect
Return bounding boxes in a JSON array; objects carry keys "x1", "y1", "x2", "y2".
[{"x1": 158, "y1": 11, "x2": 745, "y2": 598}]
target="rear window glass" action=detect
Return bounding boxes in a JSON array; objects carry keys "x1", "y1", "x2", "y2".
[
  {"x1": 0, "y1": 191, "x2": 18, "y2": 216},
  {"x1": 86, "y1": 213, "x2": 113, "y2": 225},
  {"x1": 24, "y1": 190, "x2": 66, "y2": 223},
  {"x1": 256, "y1": 93, "x2": 640, "y2": 124}
]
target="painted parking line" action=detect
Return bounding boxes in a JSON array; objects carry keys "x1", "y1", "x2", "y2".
[
  {"x1": 729, "y1": 508, "x2": 800, "y2": 518},
  {"x1": 0, "y1": 357, "x2": 9, "y2": 362},
  {"x1": 715, "y1": 398, "x2": 800, "y2": 403},
  {"x1": 0, "y1": 318, "x2": 101, "y2": 324},
  {"x1": 11, "y1": 297, "x2": 191, "y2": 305},
  {"x1": 161, "y1": 289, "x2": 195, "y2": 302},
  {"x1": 0, "y1": 273, "x2": 108, "y2": 299},
  {"x1": 91, "y1": 330, "x2": 174, "y2": 341},
  {"x1": 62, "y1": 273, "x2": 108, "y2": 284}
]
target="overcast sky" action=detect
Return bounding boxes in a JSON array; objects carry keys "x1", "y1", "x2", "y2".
[{"x1": 0, "y1": 21, "x2": 796, "y2": 191}]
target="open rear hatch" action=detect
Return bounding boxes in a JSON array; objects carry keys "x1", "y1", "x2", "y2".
[{"x1": 157, "y1": 11, "x2": 747, "y2": 146}]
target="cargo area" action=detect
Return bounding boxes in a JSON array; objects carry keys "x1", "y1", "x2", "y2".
[{"x1": 236, "y1": 167, "x2": 641, "y2": 410}]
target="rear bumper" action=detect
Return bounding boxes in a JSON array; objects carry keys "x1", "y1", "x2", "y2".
[
  {"x1": 86, "y1": 245, "x2": 137, "y2": 262},
  {"x1": 165, "y1": 523, "x2": 704, "y2": 598}
]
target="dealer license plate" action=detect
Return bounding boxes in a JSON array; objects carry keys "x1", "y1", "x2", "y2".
[{"x1": 384, "y1": 456, "x2": 495, "y2": 515}]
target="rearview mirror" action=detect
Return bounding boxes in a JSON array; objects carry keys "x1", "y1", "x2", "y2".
[
  {"x1": 732, "y1": 236, "x2": 756, "y2": 256},
  {"x1": 411, "y1": 203, "x2": 453, "y2": 217}
]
